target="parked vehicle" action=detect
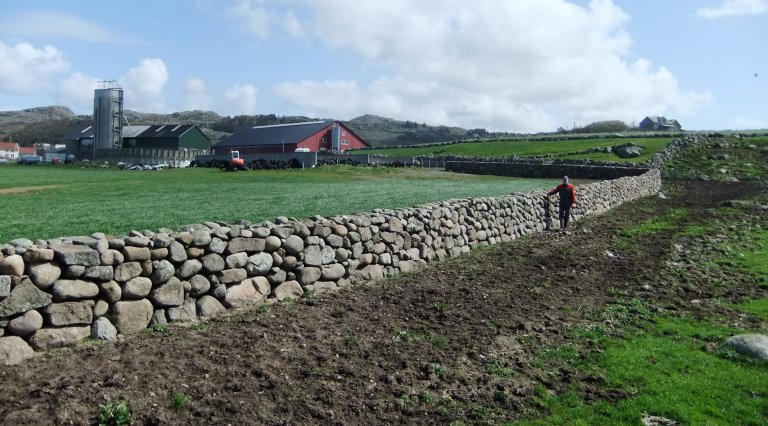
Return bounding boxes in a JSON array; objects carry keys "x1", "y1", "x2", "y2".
[{"x1": 18, "y1": 155, "x2": 43, "y2": 165}]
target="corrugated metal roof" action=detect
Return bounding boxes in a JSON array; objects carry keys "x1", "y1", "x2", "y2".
[
  {"x1": 212, "y1": 120, "x2": 333, "y2": 148},
  {"x1": 122, "y1": 125, "x2": 150, "y2": 138},
  {"x1": 63, "y1": 124, "x2": 94, "y2": 141}
]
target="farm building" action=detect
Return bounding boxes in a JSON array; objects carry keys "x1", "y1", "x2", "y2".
[
  {"x1": 0, "y1": 142, "x2": 20, "y2": 159},
  {"x1": 211, "y1": 120, "x2": 368, "y2": 155},
  {"x1": 64, "y1": 124, "x2": 209, "y2": 158},
  {"x1": 639, "y1": 116, "x2": 682, "y2": 131}
]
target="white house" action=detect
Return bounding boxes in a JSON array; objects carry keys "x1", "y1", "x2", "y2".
[{"x1": 0, "y1": 142, "x2": 20, "y2": 159}]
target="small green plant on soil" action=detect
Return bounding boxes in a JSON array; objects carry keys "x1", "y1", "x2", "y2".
[
  {"x1": 170, "y1": 393, "x2": 188, "y2": 410},
  {"x1": 431, "y1": 301, "x2": 446, "y2": 312},
  {"x1": 430, "y1": 335, "x2": 449, "y2": 348},
  {"x1": 97, "y1": 398, "x2": 133, "y2": 426},
  {"x1": 484, "y1": 359, "x2": 515, "y2": 377},
  {"x1": 149, "y1": 323, "x2": 166, "y2": 333}
]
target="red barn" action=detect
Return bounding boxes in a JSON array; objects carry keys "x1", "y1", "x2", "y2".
[{"x1": 211, "y1": 120, "x2": 368, "y2": 155}]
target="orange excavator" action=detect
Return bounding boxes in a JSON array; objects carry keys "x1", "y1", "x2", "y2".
[{"x1": 228, "y1": 150, "x2": 246, "y2": 171}]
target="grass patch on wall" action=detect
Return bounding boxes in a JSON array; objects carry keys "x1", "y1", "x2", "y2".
[{"x1": 0, "y1": 165, "x2": 554, "y2": 242}]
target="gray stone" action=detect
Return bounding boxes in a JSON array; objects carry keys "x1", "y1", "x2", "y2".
[
  {"x1": 93, "y1": 300, "x2": 109, "y2": 318},
  {"x1": 615, "y1": 144, "x2": 644, "y2": 158},
  {"x1": 224, "y1": 279, "x2": 265, "y2": 308},
  {"x1": 91, "y1": 317, "x2": 118, "y2": 340},
  {"x1": 29, "y1": 326, "x2": 91, "y2": 351},
  {"x1": 111, "y1": 299, "x2": 154, "y2": 334},
  {"x1": 100, "y1": 249, "x2": 125, "y2": 266},
  {"x1": 167, "y1": 298, "x2": 197, "y2": 322},
  {"x1": 325, "y1": 234, "x2": 344, "y2": 248},
  {"x1": 122, "y1": 246, "x2": 151, "y2": 261},
  {"x1": 26, "y1": 263, "x2": 61, "y2": 290},
  {"x1": 723, "y1": 334, "x2": 768, "y2": 361},
  {"x1": 227, "y1": 237, "x2": 266, "y2": 254},
  {"x1": 10, "y1": 238, "x2": 34, "y2": 250},
  {"x1": 321, "y1": 246, "x2": 336, "y2": 264},
  {"x1": 188, "y1": 275, "x2": 211, "y2": 297},
  {"x1": 272, "y1": 280, "x2": 303, "y2": 301},
  {"x1": 321, "y1": 264, "x2": 346, "y2": 281},
  {"x1": 113, "y1": 262, "x2": 142, "y2": 282},
  {"x1": 186, "y1": 247, "x2": 205, "y2": 258},
  {"x1": 0, "y1": 255, "x2": 24, "y2": 276},
  {"x1": 0, "y1": 336, "x2": 35, "y2": 365},
  {"x1": 225, "y1": 252, "x2": 248, "y2": 269},
  {"x1": 83, "y1": 265, "x2": 114, "y2": 282},
  {"x1": 149, "y1": 260, "x2": 175, "y2": 284},
  {"x1": 168, "y1": 241, "x2": 188, "y2": 263},
  {"x1": 252, "y1": 227, "x2": 270, "y2": 238},
  {"x1": 177, "y1": 259, "x2": 203, "y2": 279},
  {"x1": 107, "y1": 238, "x2": 125, "y2": 250},
  {"x1": 264, "y1": 236, "x2": 281, "y2": 251},
  {"x1": 211, "y1": 284, "x2": 227, "y2": 299},
  {"x1": 283, "y1": 256, "x2": 298, "y2": 270},
  {"x1": 297, "y1": 267, "x2": 321, "y2": 286},
  {"x1": 153, "y1": 233, "x2": 174, "y2": 248},
  {"x1": 62, "y1": 265, "x2": 86, "y2": 278},
  {"x1": 251, "y1": 276, "x2": 271, "y2": 295},
  {"x1": 208, "y1": 237, "x2": 228, "y2": 254},
  {"x1": 282, "y1": 235, "x2": 304, "y2": 255},
  {"x1": 52, "y1": 244, "x2": 100, "y2": 266},
  {"x1": 267, "y1": 268, "x2": 287, "y2": 286},
  {"x1": 124, "y1": 235, "x2": 151, "y2": 247},
  {"x1": 196, "y1": 295, "x2": 226, "y2": 317},
  {"x1": 123, "y1": 277, "x2": 153, "y2": 299},
  {"x1": 314, "y1": 281, "x2": 340, "y2": 295},
  {"x1": 352, "y1": 264, "x2": 385, "y2": 281},
  {"x1": 0, "y1": 280, "x2": 53, "y2": 317},
  {"x1": 99, "y1": 280, "x2": 122, "y2": 303},
  {"x1": 44, "y1": 301, "x2": 94, "y2": 326},
  {"x1": 200, "y1": 253, "x2": 225, "y2": 273},
  {"x1": 0, "y1": 275, "x2": 10, "y2": 297},
  {"x1": 149, "y1": 277, "x2": 184, "y2": 308},
  {"x1": 304, "y1": 245, "x2": 322, "y2": 266},
  {"x1": 150, "y1": 309, "x2": 167, "y2": 326},
  {"x1": 246, "y1": 252, "x2": 273, "y2": 276},
  {"x1": 23, "y1": 248, "x2": 55, "y2": 263},
  {"x1": 191, "y1": 230, "x2": 212, "y2": 246},
  {"x1": 272, "y1": 226, "x2": 293, "y2": 239},
  {"x1": 151, "y1": 248, "x2": 169, "y2": 260},
  {"x1": 52, "y1": 279, "x2": 99, "y2": 301},
  {"x1": 217, "y1": 268, "x2": 247, "y2": 284},
  {"x1": 7, "y1": 309, "x2": 44, "y2": 336},
  {"x1": 335, "y1": 248, "x2": 349, "y2": 262}
]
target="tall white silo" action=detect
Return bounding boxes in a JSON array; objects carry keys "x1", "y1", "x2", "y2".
[{"x1": 93, "y1": 80, "x2": 124, "y2": 155}]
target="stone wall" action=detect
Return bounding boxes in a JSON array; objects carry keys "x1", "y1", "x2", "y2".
[{"x1": 0, "y1": 169, "x2": 661, "y2": 365}]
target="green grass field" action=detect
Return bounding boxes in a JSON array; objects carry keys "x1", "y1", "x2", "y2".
[
  {"x1": 0, "y1": 164, "x2": 554, "y2": 242},
  {"x1": 357, "y1": 137, "x2": 674, "y2": 163}
]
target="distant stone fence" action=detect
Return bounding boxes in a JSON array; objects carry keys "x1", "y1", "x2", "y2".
[{"x1": 0, "y1": 168, "x2": 661, "y2": 365}]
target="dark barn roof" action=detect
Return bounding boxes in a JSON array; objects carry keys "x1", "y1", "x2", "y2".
[
  {"x1": 137, "y1": 124, "x2": 200, "y2": 139},
  {"x1": 212, "y1": 121, "x2": 334, "y2": 149},
  {"x1": 63, "y1": 124, "x2": 94, "y2": 141}
]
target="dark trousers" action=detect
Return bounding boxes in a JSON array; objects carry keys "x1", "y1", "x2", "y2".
[{"x1": 559, "y1": 204, "x2": 572, "y2": 228}]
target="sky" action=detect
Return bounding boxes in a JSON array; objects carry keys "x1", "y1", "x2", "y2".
[{"x1": 0, "y1": 0, "x2": 765, "y2": 133}]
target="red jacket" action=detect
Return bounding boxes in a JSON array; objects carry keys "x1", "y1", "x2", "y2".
[{"x1": 547, "y1": 183, "x2": 576, "y2": 205}]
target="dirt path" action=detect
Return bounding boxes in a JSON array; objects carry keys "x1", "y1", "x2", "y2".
[{"x1": 0, "y1": 181, "x2": 763, "y2": 425}]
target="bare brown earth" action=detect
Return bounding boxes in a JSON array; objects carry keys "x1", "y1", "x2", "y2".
[
  {"x1": 0, "y1": 181, "x2": 765, "y2": 425},
  {"x1": 0, "y1": 185, "x2": 63, "y2": 196}
]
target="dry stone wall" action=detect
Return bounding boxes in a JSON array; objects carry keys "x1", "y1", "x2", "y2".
[{"x1": 0, "y1": 169, "x2": 661, "y2": 365}]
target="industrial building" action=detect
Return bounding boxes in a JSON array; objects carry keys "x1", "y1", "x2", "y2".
[{"x1": 210, "y1": 120, "x2": 369, "y2": 155}]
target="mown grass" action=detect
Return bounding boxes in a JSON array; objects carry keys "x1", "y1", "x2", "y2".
[
  {"x1": 512, "y1": 206, "x2": 768, "y2": 426},
  {"x1": 0, "y1": 164, "x2": 554, "y2": 242},
  {"x1": 358, "y1": 137, "x2": 674, "y2": 163}
]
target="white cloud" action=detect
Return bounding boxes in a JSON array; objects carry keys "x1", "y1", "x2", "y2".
[
  {"x1": 57, "y1": 72, "x2": 101, "y2": 113},
  {"x1": 223, "y1": 84, "x2": 258, "y2": 115},
  {"x1": 181, "y1": 77, "x2": 212, "y2": 111},
  {"x1": 120, "y1": 58, "x2": 169, "y2": 112},
  {"x1": 0, "y1": 41, "x2": 69, "y2": 95},
  {"x1": 227, "y1": 0, "x2": 306, "y2": 39},
  {"x1": 695, "y1": 0, "x2": 768, "y2": 18},
  {"x1": 0, "y1": 10, "x2": 138, "y2": 43},
  {"x1": 262, "y1": 0, "x2": 711, "y2": 132}
]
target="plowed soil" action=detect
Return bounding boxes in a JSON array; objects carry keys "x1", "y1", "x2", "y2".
[{"x1": 1, "y1": 181, "x2": 764, "y2": 425}]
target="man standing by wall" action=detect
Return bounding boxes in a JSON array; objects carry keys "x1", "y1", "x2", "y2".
[{"x1": 547, "y1": 176, "x2": 576, "y2": 231}]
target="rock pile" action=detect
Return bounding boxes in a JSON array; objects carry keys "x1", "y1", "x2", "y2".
[{"x1": 0, "y1": 170, "x2": 661, "y2": 365}]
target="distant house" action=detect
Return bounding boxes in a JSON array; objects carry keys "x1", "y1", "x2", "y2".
[
  {"x1": 211, "y1": 120, "x2": 369, "y2": 155},
  {"x1": 19, "y1": 146, "x2": 36, "y2": 156},
  {"x1": 0, "y1": 142, "x2": 19, "y2": 159},
  {"x1": 639, "y1": 116, "x2": 682, "y2": 131}
]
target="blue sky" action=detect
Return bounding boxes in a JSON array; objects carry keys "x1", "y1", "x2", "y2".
[{"x1": 0, "y1": 0, "x2": 765, "y2": 132}]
